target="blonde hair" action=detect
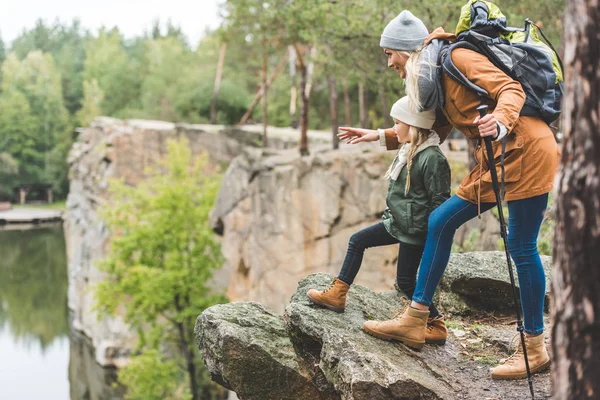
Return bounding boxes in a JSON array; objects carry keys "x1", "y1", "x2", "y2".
[
  {"x1": 398, "y1": 46, "x2": 438, "y2": 113},
  {"x1": 405, "y1": 126, "x2": 432, "y2": 195}
]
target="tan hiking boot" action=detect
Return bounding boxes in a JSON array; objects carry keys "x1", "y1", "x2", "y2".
[
  {"x1": 306, "y1": 277, "x2": 350, "y2": 313},
  {"x1": 491, "y1": 332, "x2": 551, "y2": 380},
  {"x1": 425, "y1": 316, "x2": 448, "y2": 345},
  {"x1": 362, "y1": 306, "x2": 429, "y2": 350}
]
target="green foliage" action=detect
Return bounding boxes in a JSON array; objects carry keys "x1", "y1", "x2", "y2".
[
  {"x1": 95, "y1": 137, "x2": 228, "y2": 399},
  {"x1": 10, "y1": 19, "x2": 87, "y2": 114},
  {"x1": 137, "y1": 38, "x2": 195, "y2": 121},
  {"x1": 83, "y1": 28, "x2": 142, "y2": 117},
  {"x1": 0, "y1": 90, "x2": 39, "y2": 195},
  {"x1": 119, "y1": 349, "x2": 192, "y2": 400},
  {"x1": 76, "y1": 79, "x2": 104, "y2": 126},
  {"x1": 0, "y1": 51, "x2": 71, "y2": 197}
]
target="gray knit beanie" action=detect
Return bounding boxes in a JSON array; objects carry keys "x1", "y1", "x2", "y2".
[{"x1": 380, "y1": 10, "x2": 429, "y2": 51}]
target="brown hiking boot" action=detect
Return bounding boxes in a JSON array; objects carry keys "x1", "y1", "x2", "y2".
[
  {"x1": 425, "y1": 316, "x2": 448, "y2": 345},
  {"x1": 362, "y1": 306, "x2": 429, "y2": 350},
  {"x1": 306, "y1": 277, "x2": 350, "y2": 313},
  {"x1": 491, "y1": 332, "x2": 550, "y2": 380}
]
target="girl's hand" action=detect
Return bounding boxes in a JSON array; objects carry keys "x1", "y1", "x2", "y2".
[
  {"x1": 473, "y1": 114, "x2": 499, "y2": 138},
  {"x1": 338, "y1": 127, "x2": 380, "y2": 144}
]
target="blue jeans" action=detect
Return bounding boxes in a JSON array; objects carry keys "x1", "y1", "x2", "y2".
[
  {"x1": 337, "y1": 222, "x2": 441, "y2": 318},
  {"x1": 412, "y1": 193, "x2": 548, "y2": 335}
]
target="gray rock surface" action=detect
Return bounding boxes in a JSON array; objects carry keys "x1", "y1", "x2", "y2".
[
  {"x1": 196, "y1": 277, "x2": 452, "y2": 400},
  {"x1": 439, "y1": 252, "x2": 552, "y2": 315},
  {"x1": 196, "y1": 302, "x2": 339, "y2": 400},
  {"x1": 196, "y1": 261, "x2": 555, "y2": 400}
]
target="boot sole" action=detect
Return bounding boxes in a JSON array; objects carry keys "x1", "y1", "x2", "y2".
[
  {"x1": 362, "y1": 325, "x2": 424, "y2": 351},
  {"x1": 425, "y1": 339, "x2": 447, "y2": 345},
  {"x1": 306, "y1": 293, "x2": 345, "y2": 313},
  {"x1": 491, "y1": 359, "x2": 551, "y2": 380}
]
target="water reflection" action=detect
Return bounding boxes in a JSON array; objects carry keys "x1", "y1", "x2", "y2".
[
  {"x1": 0, "y1": 225, "x2": 68, "y2": 349},
  {"x1": 0, "y1": 225, "x2": 123, "y2": 400},
  {"x1": 69, "y1": 324, "x2": 125, "y2": 400}
]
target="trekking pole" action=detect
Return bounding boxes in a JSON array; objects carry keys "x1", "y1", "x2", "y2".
[{"x1": 476, "y1": 104, "x2": 535, "y2": 400}]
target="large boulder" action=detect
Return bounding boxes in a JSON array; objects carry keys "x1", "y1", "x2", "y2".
[
  {"x1": 439, "y1": 252, "x2": 552, "y2": 314},
  {"x1": 196, "y1": 302, "x2": 339, "y2": 400},
  {"x1": 284, "y1": 274, "x2": 454, "y2": 400},
  {"x1": 196, "y1": 255, "x2": 554, "y2": 400}
]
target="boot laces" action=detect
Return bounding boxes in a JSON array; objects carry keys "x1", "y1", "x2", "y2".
[
  {"x1": 322, "y1": 282, "x2": 335, "y2": 294},
  {"x1": 503, "y1": 333, "x2": 525, "y2": 365},
  {"x1": 391, "y1": 303, "x2": 409, "y2": 320}
]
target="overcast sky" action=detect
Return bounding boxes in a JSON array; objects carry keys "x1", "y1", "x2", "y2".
[{"x1": 0, "y1": 0, "x2": 222, "y2": 47}]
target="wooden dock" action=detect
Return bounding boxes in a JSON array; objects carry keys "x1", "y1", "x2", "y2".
[{"x1": 0, "y1": 208, "x2": 63, "y2": 225}]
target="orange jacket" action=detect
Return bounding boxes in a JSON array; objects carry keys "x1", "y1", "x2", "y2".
[{"x1": 385, "y1": 28, "x2": 560, "y2": 204}]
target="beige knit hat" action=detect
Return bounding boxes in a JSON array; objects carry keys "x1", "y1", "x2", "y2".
[{"x1": 390, "y1": 97, "x2": 436, "y2": 129}]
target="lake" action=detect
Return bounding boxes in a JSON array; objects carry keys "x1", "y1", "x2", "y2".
[{"x1": 0, "y1": 225, "x2": 123, "y2": 400}]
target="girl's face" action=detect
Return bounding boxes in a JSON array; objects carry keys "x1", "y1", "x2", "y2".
[
  {"x1": 393, "y1": 119, "x2": 411, "y2": 143},
  {"x1": 384, "y1": 48, "x2": 410, "y2": 78}
]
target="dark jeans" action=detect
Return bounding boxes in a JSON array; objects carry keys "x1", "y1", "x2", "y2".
[
  {"x1": 412, "y1": 193, "x2": 548, "y2": 335},
  {"x1": 337, "y1": 222, "x2": 441, "y2": 318}
]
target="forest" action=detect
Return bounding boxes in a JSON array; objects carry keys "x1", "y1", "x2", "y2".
[{"x1": 0, "y1": 0, "x2": 564, "y2": 200}]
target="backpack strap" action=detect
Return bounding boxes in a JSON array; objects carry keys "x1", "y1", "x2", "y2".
[
  {"x1": 441, "y1": 43, "x2": 508, "y2": 199},
  {"x1": 440, "y1": 42, "x2": 490, "y2": 99}
]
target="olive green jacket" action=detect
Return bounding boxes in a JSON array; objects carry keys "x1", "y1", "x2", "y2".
[{"x1": 382, "y1": 146, "x2": 451, "y2": 245}]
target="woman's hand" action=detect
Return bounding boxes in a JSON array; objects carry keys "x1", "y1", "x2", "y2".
[
  {"x1": 473, "y1": 114, "x2": 499, "y2": 139},
  {"x1": 337, "y1": 127, "x2": 380, "y2": 144}
]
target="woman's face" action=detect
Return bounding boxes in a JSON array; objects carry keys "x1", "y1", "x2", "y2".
[
  {"x1": 384, "y1": 48, "x2": 410, "y2": 78},
  {"x1": 393, "y1": 119, "x2": 411, "y2": 143}
]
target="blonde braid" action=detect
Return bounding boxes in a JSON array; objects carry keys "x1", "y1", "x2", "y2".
[{"x1": 404, "y1": 127, "x2": 431, "y2": 195}]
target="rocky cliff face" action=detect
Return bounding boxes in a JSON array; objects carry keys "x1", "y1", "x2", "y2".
[
  {"x1": 196, "y1": 252, "x2": 553, "y2": 400},
  {"x1": 64, "y1": 117, "x2": 331, "y2": 367},
  {"x1": 209, "y1": 144, "x2": 397, "y2": 313}
]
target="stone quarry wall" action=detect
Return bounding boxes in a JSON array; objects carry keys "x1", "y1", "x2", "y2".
[
  {"x1": 210, "y1": 145, "x2": 397, "y2": 313},
  {"x1": 64, "y1": 117, "x2": 330, "y2": 366}
]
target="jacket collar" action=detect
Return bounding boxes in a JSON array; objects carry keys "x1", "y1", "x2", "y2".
[{"x1": 424, "y1": 27, "x2": 457, "y2": 46}]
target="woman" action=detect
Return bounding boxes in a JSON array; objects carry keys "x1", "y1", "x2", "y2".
[
  {"x1": 307, "y1": 96, "x2": 451, "y2": 347},
  {"x1": 339, "y1": 10, "x2": 560, "y2": 380}
]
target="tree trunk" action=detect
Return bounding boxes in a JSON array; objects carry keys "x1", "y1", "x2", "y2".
[
  {"x1": 304, "y1": 47, "x2": 317, "y2": 100},
  {"x1": 358, "y1": 81, "x2": 367, "y2": 128},
  {"x1": 294, "y1": 44, "x2": 309, "y2": 156},
  {"x1": 328, "y1": 76, "x2": 339, "y2": 149},
  {"x1": 288, "y1": 46, "x2": 298, "y2": 128},
  {"x1": 175, "y1": 295, "x2": 199, "y2": 400},
  {"x1": 552, "y1": 0, "x2": 600, "y2": 398},
  {"x1": 379, "y1": 84, "x2": 389, "y2": 127},
  {"x1": 343, "y1": 78, "x2": 351, "y2": 126},
  {"x1": 238, "y1": 54, "x2": 288, "y2": 125},
  {"x1": 210, "y1": 42, "x2": 227, "y2": 124},
  {"x1": 299, "y1": 62, "x2": 309, "y2": 156},
  {"x1": 261, "y1": 36, "x2": 268, "y2": 147}
]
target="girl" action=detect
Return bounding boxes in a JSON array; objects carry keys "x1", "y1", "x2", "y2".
[
  {"x1": 340, "y1": 9, "x2": 559, "y2": 379},
  {"x1": 307, "y1": 96, "x2": 451, "y2": 348}
]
